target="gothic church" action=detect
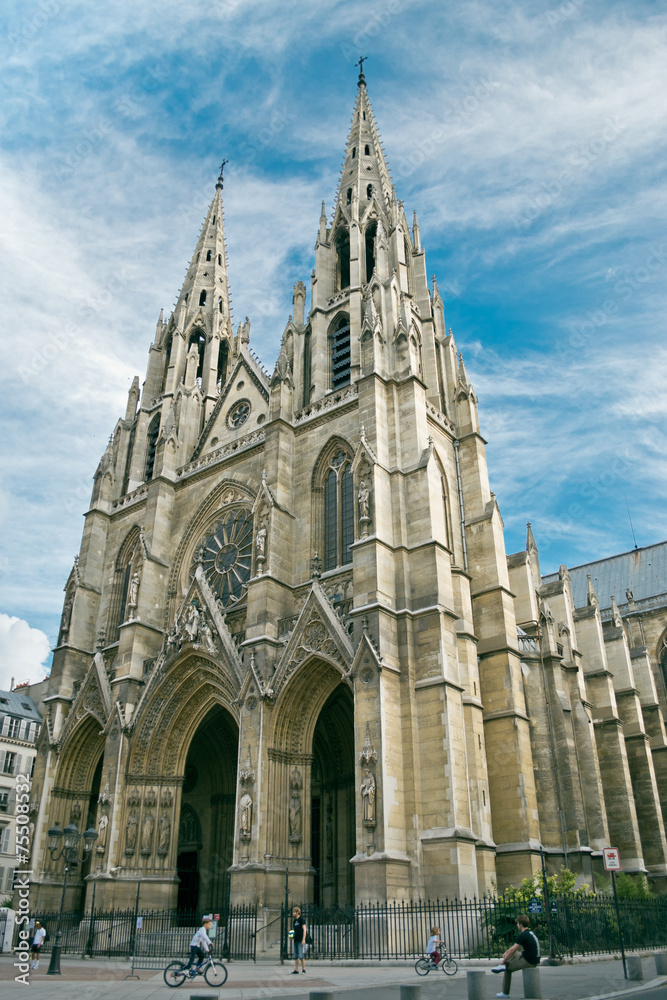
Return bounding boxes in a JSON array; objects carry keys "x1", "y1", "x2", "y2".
[{"x1": 30, "y1": 70, "x2": 667, "y2": 922}]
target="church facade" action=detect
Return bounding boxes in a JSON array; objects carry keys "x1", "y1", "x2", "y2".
[{"x1": 29, "y1": 72, "x2": 667, "y2": 920}]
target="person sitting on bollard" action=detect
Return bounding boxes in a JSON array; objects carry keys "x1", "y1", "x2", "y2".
[{"x1": 492, "y1": 914, "x2": 540, "y2": 997}]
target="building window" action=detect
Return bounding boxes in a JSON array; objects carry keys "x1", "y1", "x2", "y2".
[
  {"x1": 323, "y1": 451, "x2": 354, "y2": 571},
  {"x1": 364, "y1": 144, "x2": 370, "y2": 155},
  {"x1": 0, "y1": 826, "x2": 10, "y2": 854},
  {"x1": 218, "y1": 253, "x2": 222, "y2": 265},
  {"x1": 217, "y1": 340, "x2": 228, "y2": 388},
  {"x1": 302, "y1": 327, "x2": 312, "y2": 407},
  {"x1": 330, "y1": 316, "x2": 351, "y2": 390},
  {"x1": 5, "y1": 867, "x2": 14, "y2": 891},
  {"x1": 145, "y1": 415, "x2": 160, "y2": 481},
  {"x1": 189, "y1": 329, "x2": 206, "y2": 381},
  {"x1": 352, "y1": 148, "x2": 356, "y2": 158},
  {"x1": 0, "y1": 752, "x2": 16, "y2": 775},
  {"x1": 206, "y1": 250, "x2": 212, "y2": 261},
  {"x1": 1, "y1": 716, "x2": 20, "y2": 739},
  {"x1": 199, "y1": 290, "x2": 207, "y2": 306},
  {"x1": 335, "y1": 229, "x2": 350, "y2": 291},
  {"x1": 366, "y1": 184, "x2": 373, "y2": 200},
  {"x1": 346, "y1": 188, "x2": 352, "y2": 205},
  {"x1": 364, "y1": 221, "x2": 377, "y2": 282},
  {"x1": 0, "y1": 789, "x2": 9, "y2": 813}
]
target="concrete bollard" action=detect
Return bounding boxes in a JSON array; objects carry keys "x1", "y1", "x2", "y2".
[
  {"x1": 466, "y1": 969, "x2": 486, "y2": 1000},
  {"x1": 655, "y1": 952, "x2": 667, "y2": 975},
  {"x1": 522, "y1": 966, "x2": 542, "y2": 999},
  {"x1": 626, "y1": 956, "x2": 643, "y2": 981},
  {"x1": 399, "y1": 986, "x2": 422, "y2": 1000}
]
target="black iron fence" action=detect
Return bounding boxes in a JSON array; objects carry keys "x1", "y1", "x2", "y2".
[
  {"x1": 281, "y1": 895, "x2": 667, "y2": 962},
  {"x1": 32, "y1": 904, "x2": 257, "y2": 963}
]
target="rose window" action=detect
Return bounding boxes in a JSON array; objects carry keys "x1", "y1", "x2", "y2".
[
  {"x1": 227, "y1": 399, "x2": 251, "y2": 429},
  {"x1": 196, "y1": 509, "x2": 253, "y2": 606}
]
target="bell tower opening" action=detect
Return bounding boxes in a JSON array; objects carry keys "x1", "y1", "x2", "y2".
[
  {"x1": 311, "y1": 684, "x2": 355, "y2": 906},
  {"x1": 177, "y1": 705, "x2": 238, "y2": 915}
]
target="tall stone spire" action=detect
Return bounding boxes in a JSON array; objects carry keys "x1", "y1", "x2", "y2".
[
  {"x1": 335, "y1": 70, "x2": 394, "y2": 217},
  {"x1": 174, "y1": 162, "x2": 233, "y2": 336}
]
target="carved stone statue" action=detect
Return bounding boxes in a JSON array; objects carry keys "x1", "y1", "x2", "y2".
[
  {"x1": 158, "y1": 812, "x2": 171, "y2": 855},
  {"x1": 198, "y1": 611, "x2": 217, "y2": 655},
  {"x1": 361, "y1": 768, "x2": 376, "y2": 824},
  {"x1": 358, "y1": 481, "x2": 370, "y2": 521},
  {"x1": 289, "y1": 768, "x2": 302, "y2": 842},
  {"x1": 125, "y1": 810, "x2": 139, "y2": 855},
  {"x1": 239, "y1": 791, "x2": 253, "y2": 837},
  {"x1": 183, "y1": 602, "x2": 200, "y2": 642},
  {"x1": 141, "y1": 811, "x2": 155, "y2": 855},
  {"x1": 60, "y1": 598, "x2": 72, "y2": 639},
  {"x1": 97, "y1": 810, "x2": 109, "y2": 851},
  {"x1": 128, "y1": 570, "x2": 141, "y2": 609},
  {"x1": 256, "y1": 524, "x2": 267, "y2": 559}
]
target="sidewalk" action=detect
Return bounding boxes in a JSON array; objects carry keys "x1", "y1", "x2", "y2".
[{"x1": 0, "y1": 954, "x2": 665, "y2": 999}]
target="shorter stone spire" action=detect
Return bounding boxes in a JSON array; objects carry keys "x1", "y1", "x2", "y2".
[{"x1": 586, "y1": 574, "x2": 599, "y2": 608}]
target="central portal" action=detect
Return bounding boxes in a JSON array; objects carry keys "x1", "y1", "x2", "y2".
[
  {"x1": 177, "y1": 704, "x2": 238, "y2": 914},
  {"x1": 311, "y1": 684, "x2": 355, "y2": 905}
]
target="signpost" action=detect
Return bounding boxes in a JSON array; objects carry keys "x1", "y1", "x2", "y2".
[{"x1": 603, "y1": 847, "x2": 626, "y2": 979}]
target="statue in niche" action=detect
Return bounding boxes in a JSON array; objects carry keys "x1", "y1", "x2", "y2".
[
  {"x1": 128, "y1": 570, "x2": 141, "y2": 609},
  {"x1": 141, "y1": 811, "x2": 155, "y2": 855},
  {"x1": 256, "y1": 524, "x2": 267, "y2": 559},
  {"x1": 239, "y1": 791, "x2": 253, "y2": 838},
  {"x1": 361, "y1": 768, "x2": 376, "y2": 824},
  {"x1": 69, "y1": 802, "x2": 82, "y2": 824},
  {"x1": 358, "y1": 481, "x2": 370, "y2": 521},
  {"x1": 289, "y1": 768, "x2": 302, "y2": 842},
  {"x1": 60, "y1": 599, "x2": 72, "y2": 639},
  {"x1": 125, "y1": 811, "x2": 139, "y2": 855},
  {"x1": 97, "y1": 810, "x2": 109, "y2": 851},
  {"x1": 158, "y1": 812, "x2": 171, "y2": 855}
]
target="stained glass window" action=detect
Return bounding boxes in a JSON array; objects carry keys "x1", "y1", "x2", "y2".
[{"x1": 198, "y1": 509, "x2": 253, "y2": 606}]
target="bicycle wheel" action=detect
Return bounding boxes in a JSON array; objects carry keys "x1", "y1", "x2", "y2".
[
  {"x1": 205, "y1": 960, "x2": 228, "y2": 987},
  {"x1": 442, "y1": 956, "x2": 458, "y2": 975},
  {"x1": 415, "y1": 958, "x2": 431, "y2": 975},
  {"x1": 164, "y1": 961, "x2": 187, "y2": 987}
]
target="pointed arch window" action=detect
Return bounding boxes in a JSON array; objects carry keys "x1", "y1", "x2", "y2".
[
  {"x1": 189, "y1": 329, "x2": 206, "y2": 381},
  {"x1": 364, "y1": 144, "x2": 370, "y2": 155},
  {"x1": 218, "y1": 253, "x2": 222, "y2": 265},
  {"x1": 364, "y1": 221, "x2": 377, "y2": 282},
  {"x1": 324, "y1": 451, "x2": 354, "y2": 571},
  {"x1": 303, "y1": 326, "x2": 312, "y2": 407},
  {"x1": 346, "y1": 188, "x2": 352, "y2": 205},
  {"x1": 199, "y1": 290, "x2": 207, "y2": 306},
  {"x1": 108, "y1": 528, "x2": 141, "y2": 640},
  {"x1": 352, "y1": 147, "x2": 356, "y2": 158},
  {"x1": 335, "y1": 229, "x2": 350, "y2": 291},
  {"x1": 160, "y1": 333, "x2": 173, "y2": 394},
  {"x1": 330, "y1": 315, "x2": 351, "y2": 390},
  {"x1": 217, "y1": 340, "x2": 229, "y2": 390},
  {"x1": 366, "y1": 184, "x2": 373, "y2": 200},
  {"x1": 145, "y1": 415, "x2": 160, "y2": 482}
]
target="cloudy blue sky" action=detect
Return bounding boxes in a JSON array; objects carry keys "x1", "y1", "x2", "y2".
[{"x1": 1, "y1": 0, "x2": 666, "y2": 684}]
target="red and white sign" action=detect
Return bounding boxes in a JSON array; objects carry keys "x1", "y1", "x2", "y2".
[{"x1": 603, "y1": 847, "x2": 621, "y2": 871}]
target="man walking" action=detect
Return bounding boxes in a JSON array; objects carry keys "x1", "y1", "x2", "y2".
[{"x1": 492, "y1": 914, "x2": 540, "y2": 997}]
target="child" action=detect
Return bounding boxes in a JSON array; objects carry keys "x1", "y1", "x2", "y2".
[
  {"x1": 426, "y1": 925, "x2": 441, "y2": 967},
  {"x1": 186, "y1": 916, "x2": 212, "y2": 976}
]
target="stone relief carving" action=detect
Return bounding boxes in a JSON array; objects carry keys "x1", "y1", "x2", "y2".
[
  {"x1": 360, "y1": 768, "x2": 376, "y2": 825},
  {"x1": 239, "y1": 791, "x2": 253, "y2": 840}
]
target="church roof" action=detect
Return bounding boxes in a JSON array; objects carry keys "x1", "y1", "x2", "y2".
[{"x1": 542, "y1": 540, "x2": 667, "y2": 611}]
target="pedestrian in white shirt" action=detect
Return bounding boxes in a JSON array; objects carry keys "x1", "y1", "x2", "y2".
[{"x1": 31, "y1": 922, "x2": 46, "y2": 969}]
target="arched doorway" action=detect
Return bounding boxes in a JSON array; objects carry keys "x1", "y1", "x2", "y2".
[
  {"x1": 176, "y1": 704, "x2": 238, "y2": 914},
  {"x1": 311, "y1": 684, "x2": 355, "y2": 905}
]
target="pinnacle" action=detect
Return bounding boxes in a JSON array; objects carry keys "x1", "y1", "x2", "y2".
[{"x1": 333, "y1": 79, "x2": 394, "y2": 221}]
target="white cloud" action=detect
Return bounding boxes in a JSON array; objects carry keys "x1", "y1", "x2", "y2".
[{"x1": 0, "y1": 614, "x2": 51, "y2": 690}]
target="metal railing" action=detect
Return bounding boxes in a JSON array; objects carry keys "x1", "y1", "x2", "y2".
[
  {"x1": 281, "y1": 895, "x2": 667, "y2": 961},
  {"x1": 32, "y1": 903, "x2": 257, "y2": 963}
]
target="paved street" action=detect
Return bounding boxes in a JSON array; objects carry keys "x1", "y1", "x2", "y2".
[{"x1": 1, "y1": 954, "x2": 665, "y2": 1000}]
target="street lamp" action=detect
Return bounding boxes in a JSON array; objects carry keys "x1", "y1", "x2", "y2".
[{"x1": 46, "y1": 821, "x2": 97, "y2": 975}]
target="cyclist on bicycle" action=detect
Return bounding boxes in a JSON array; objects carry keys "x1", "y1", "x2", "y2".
[
  {"x1": 186, "y1": 916, "x2": 212, "y2": 975},
  {"x1": 426, "y1": 926, "x2": 441, "y2": 966}
]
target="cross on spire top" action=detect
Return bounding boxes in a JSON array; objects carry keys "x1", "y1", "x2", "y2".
[
  {"x1": 217, "y1": 158, "x2": 228, "y2": 189},
  {"x1": 356, "y1": 56, "x2": 367, "y2": 87}
]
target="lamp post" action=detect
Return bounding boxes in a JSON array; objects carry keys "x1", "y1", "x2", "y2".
[{"x1": 46, "y1": 821, "x2": 97, "y2": 975}]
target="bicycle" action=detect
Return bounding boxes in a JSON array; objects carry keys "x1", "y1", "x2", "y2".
[
  {"x1": 415, "y1": 949, "x2": 458, "y2": 976},
  {"x1": 163, "y1": 951, "x2": 228, "y2": 987}
]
